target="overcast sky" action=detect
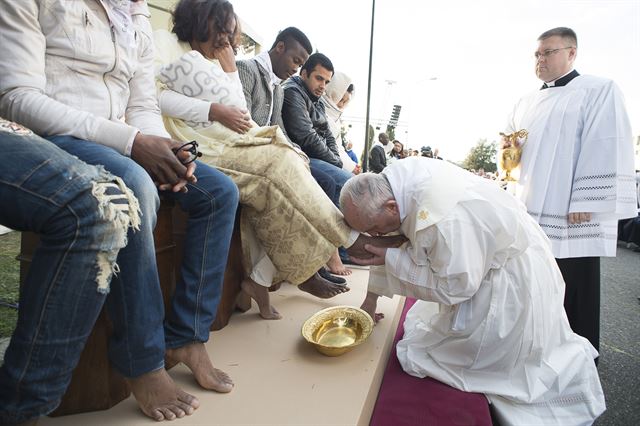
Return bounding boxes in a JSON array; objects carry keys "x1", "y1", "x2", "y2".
[{"x1": 160, "y1": 0, "x2": 640, "y2": 162}]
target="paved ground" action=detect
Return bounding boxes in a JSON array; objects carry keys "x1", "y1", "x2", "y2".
[{"x1": 595, "y1": 243, "x2": 640, "y2": 426}]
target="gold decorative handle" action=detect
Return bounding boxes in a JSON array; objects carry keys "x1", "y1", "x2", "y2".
[{"x1": 499, "y1": 129, "x2": 528, "y2": 182}]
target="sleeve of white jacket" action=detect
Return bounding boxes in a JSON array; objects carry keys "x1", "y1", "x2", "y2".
[
  {"x1": 0, "y1": 1, "x2": 138, "y2": 155},
  {"x1": 158, "y1": 90, "x2": 211, "y2": 124},
  {"x1": 156, "y1": 69, "x2": 246, "y2": 124},
  {"x1": 127, "y1": 9, "x2": 171, "y2": 141},
  {"x1": 381, "y1": 205, "x2": 501, "y2": 305}
]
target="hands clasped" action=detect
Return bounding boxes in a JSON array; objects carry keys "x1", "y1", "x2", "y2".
[{"x1": 131, "y1": 133, "x2": 197, "y2": 193}]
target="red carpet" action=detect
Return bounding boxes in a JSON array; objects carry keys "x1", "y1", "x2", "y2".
[{"x1": 369, "y1": 299, "x2": 492, "y2": 426}]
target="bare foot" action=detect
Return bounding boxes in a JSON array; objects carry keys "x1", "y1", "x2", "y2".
[
  {"x1": 298, "y1": 272, "x2": 350, "y2": 299},
  {"x1": 165, "y1": 342, "x2": 234, "y2": 393},
  {"x1": 361, "y1": 292, "x2": 384, "y2": 324},
  {"x1": 326, "y1": 250, "x2": 352, "y2": 276},
  {"x1": 241, "y1": 278, "x2": 282, "y2": 320},
  {"x1": 127, "y1": 368, "x2": 199, "y2": 421},
  {"x1": 348, "y1": 234, "x2": 407, "y2": 259}
]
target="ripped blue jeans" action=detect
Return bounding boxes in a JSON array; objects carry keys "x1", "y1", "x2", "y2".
[
  {"x1": 0, "y1": 127, "x2": 137, "y2": 424},
  {"x1": 46, "y1": 136, "x2": 238, "y2": 376}
]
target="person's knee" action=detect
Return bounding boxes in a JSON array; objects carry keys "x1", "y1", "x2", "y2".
[
  {"x1": 116, "y1": 165, "x2": 159, "y2": 224},
  {"x1": 198, "y1": 167, "x2": 239, "y2": 207},
  {"x1": 86, "y1": 171, "x2": 141, "y2": 293},
  {"x1": 217, "y1": 174, "x2": 240, "y2": 207}
]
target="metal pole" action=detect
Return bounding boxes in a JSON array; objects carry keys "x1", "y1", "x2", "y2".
[{"x1": 362, "y1": 0, "x2": 376, "y2": 172}]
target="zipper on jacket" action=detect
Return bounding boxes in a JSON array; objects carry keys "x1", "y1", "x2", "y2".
[{"x1": 103, "y1": 24, "x2": 118, "y2": 120}]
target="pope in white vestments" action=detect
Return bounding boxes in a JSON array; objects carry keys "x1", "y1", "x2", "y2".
[{"x1": 339, "y1": 158, "x2": 605, "y2": 425}]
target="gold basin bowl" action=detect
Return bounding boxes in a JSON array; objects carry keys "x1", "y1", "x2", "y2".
[{"x1": 302, "y1": 306, "x2": 374, "y2": 357}]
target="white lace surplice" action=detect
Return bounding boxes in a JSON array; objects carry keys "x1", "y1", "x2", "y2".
[{"x1": 506, "y1": 75, "x2": 637, "y2": 258}]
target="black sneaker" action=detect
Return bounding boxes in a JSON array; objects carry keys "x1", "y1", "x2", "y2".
[
  {"x1": 340, "y1": 257, "x2": 358, "y2": 266},
  {"x1": 318, "y1": 267, "x2": 347, "y2": 285}
]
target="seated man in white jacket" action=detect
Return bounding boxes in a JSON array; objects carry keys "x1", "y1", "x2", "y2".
[
  {"x1": 339, "y1": 158, "x2": 605, "y2": 426},
  {"x1": 0, "y1": 0, "x2": 239, "y2": 421}
]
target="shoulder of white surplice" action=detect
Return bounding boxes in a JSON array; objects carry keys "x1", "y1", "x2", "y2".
[
  {"x1": 571, "y1": 74, "x2": 617, "y2": 92},
  {"x1": 388, "y1": 159, "x2": 469, "y2": 231}
]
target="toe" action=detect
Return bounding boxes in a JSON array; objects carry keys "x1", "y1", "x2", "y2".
[
  {"x1": 149, "y1": 408, "x2": 165, "y2": 422},
  {"x1": 177, "y1": 390, "x2": 200, "y2": 409},
  {"x1": 168, "y1": 405, "x2": 186, "y2": 418},
  {"x1": 175, "y1": 400, "x2": 195, "y2": 415},
  {"x1": 158, "y1": 407, "x2": 176, "y2": 421}
]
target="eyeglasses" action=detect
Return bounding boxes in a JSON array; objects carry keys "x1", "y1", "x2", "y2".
[
  {"x1": 172, "y1": 140, "x2": 203, "y2": 165},
  {"x1": 534, "y1": 46, "x2": 573, "y2": 60}
]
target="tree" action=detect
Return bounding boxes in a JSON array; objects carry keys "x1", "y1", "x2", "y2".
[
  {"x1": 462, "y1": 139, "x2": 497, "y2": 172},
  {"x1": 361, "y1": 124, "x2": 376, "y2": 170}
]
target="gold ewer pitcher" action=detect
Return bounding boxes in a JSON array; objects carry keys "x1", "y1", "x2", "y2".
[{"x1": 499, "y1": 129, "x2": 528, "y2": 182}]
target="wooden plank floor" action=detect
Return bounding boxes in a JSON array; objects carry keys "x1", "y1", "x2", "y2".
[{"x1": 41, "y1": 267, "x2": 405, "y2": 425}]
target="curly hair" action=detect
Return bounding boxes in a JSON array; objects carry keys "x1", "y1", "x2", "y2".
[{"x1": 172, "y1": 0, "x2": 241, "y2": 53}]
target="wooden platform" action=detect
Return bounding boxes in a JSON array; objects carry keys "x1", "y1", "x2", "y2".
[{"x1": 40, "y1": 268, "x2": 405, "y2": 426}]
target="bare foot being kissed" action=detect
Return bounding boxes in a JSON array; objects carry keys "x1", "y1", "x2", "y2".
[
  {"x1": 127, "y1": 368, "x2": 199, "y2": 421},
  {"x1": 241, "y1": 277, "x2": 282, "y2": 320},
  {"x1": 298, "y1": 271, "x2": 350, "y2": 298},
  {"x1": 326, "y1": 249, "x2": 352, "y2": 276},
  {"x1": 165, "y1": 342, "x2": 234, "y2": 393},
  {"x1": 347, "y1": 234, "x2": 407, "y2": 259}
]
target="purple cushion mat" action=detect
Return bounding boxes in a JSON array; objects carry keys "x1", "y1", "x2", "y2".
[{"x1": 369, "y1": 299, "x2": 492, "y2": 426}]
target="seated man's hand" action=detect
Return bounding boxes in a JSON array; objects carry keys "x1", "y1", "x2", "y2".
[
  {"x1": 131, "y1": 133, "x2": 197, "y2": 193},
  {"x1": 568, "y1": 212, "x2": 592, "y2": 224},
  {"x1": 347, "y1": 233, "x2": 407, "y2": 259},
  {"x1": 352, "y1": 164, "x2": 362, "y2": 175},
  {"x1": 209, "y1": 103, "x2": 251, "y2": 134}
]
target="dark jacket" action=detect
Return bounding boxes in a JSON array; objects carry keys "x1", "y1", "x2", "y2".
[
  {"x1": 369, "y1": 144, "x2": 387, "y2": 173},
  {"x1": 281, "y1": 76, "x2": 342, "y2": 168}
]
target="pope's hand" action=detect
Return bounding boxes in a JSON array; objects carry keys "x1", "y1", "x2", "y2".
[
  {"x1": 349, "y1": 244, "x2": 387, "y2": 266},
  {"x1": 347, "y1": 234, "x2": 406, "y2": 259}
]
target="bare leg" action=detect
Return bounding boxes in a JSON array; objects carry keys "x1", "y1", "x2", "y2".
[
  {"x1": 241, "y1": 277, "x2": 282, "y2": 320},
  {"x1": 298, "y1": 271, "x2": 350, "y2": 298},
  {"x1": 127, "y1": 368, "x2": 199, "y2": 421},
  {"x1": 165, "y1": 342, "x2": 234, "y2": 393},
  {"x1": 326, "y1": 249, "x2": 352, "y2": 276},
  {"x1": 361, "y1": 291, "x2": 384, "y2": 323}
]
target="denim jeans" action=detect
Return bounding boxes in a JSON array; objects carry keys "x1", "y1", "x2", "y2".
[
  {"x1": 0, "y1": 129, "x2": 134, "y2": 424},
  {"x1": 46, "y1": 136, "x2": 239, "y2": 377},
  {"x1": 308, "y1": 158, "x2": 353, "y2": 208},
  {"x1": 309, "y1": 159, "x2": 353, "y2": 261},
  {"x1": 309, "y1": 165, "x2": 337, "y2": 202}
]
